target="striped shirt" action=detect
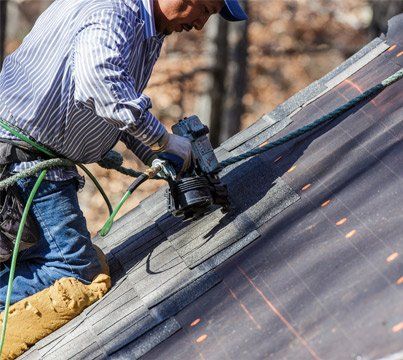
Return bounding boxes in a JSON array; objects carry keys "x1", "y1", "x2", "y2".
[{"x1": 0, "y1": 0, "x2": 166, "y2": 186}]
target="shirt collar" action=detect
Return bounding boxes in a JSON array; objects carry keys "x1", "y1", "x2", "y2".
[{"x1": 138, "y1": 0, "x2": 157, "y2": 39}]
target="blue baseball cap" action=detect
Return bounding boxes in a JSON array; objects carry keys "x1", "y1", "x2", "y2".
[{"x1": 220, "y1": 0, "x2": 248, "y2": 22}]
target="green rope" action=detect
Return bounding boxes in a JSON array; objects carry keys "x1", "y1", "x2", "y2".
[
  {"x1": 0, "y1": 158, "x2": 73, "y2": 189},
  {"x1": 381, "y1": 69, "x2": 403, "y2": 86},
  {"x1": 218, "y1": 68, "x2": 403, "y2": 170},
  {"x1": 0, "y1": 159, "x2": 114, "y2": 215},
  {"x1": 0, "y1": 170, "x2": 47, "y2": 355}
]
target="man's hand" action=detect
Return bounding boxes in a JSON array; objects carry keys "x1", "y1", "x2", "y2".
[{"x1": 151, "y1": 132, "x2": 192, "y2": 174}]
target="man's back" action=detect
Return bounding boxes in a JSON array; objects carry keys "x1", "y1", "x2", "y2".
[{"x1": 0, "y1": 0, "x2": 165, "y2": 163}]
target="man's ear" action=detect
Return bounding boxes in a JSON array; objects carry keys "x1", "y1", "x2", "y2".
[{"x1": 178, "y1": 0, "x2": 190, "y2": 12}]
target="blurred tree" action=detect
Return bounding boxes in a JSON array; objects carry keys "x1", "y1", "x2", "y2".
[
  {"x1": 0, "y1": 0, "x2": 7, "y2": 69},
  {"x1": 221, "y1": 0, "x2": 249, "y2": 143},
  {"x1": 196, "y1": 16, "x2": 229, "y2": 147},
  {"x1": 197, "y1": 1, "x2": 250, "y2": 147},
  {"x1": 368, "y1": 0, "x2": 403, "y2": 37}
]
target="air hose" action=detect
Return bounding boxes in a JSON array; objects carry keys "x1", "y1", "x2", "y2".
[
  {"x1": 0, "y1": 68, "x2": 402, "y2": 354},
  {"x1": 99, "y1": 165, "x2": 163, "y2": 236},
  {"x1": 0, "y1": 170, "x2": 47, "y2": 355}
]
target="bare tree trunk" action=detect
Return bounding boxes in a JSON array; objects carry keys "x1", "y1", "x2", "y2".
[
  {"x1": 220, "y1": 0, "x2": 249, "y2": 143},
  {"x1": 0, "y1": 0, "x2": 7, "y2": 69},
  {"x1": 196, "y1": 16, "x2": 228, "y2": 148}
]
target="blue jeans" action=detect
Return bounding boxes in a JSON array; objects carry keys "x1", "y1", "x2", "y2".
[{"x1": 0, "y1": 177, "x2": 102, "y2": 310}]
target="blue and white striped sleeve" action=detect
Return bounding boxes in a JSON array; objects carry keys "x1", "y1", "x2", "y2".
[
  {"x1": 73, "y1": 9, "x2": 166, "y2": 146},
  {"x1": 120, "y1": 132, "x2": 154, "y2": 165}
]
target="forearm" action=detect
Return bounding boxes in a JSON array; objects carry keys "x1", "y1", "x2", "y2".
[{"x1": 120, "y1": 132, "x2": 155, "y2": 165}]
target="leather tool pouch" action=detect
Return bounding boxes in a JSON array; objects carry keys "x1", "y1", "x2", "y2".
[{"x1": 0, "y1": 141, "x2": 42, "y2": 262}]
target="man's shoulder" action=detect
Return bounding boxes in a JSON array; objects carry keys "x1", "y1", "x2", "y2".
[{"x1": 76, "y1": 0, "x2": 143, "y2": 28}]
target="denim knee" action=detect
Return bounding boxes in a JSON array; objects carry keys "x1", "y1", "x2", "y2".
[{"x1": 10, "y1": 177, "x2": 103, "y2": 291}]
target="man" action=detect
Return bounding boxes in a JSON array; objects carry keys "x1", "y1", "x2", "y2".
[{"x1": 0, "y1": 0, "x2": 247, "y2": 309}]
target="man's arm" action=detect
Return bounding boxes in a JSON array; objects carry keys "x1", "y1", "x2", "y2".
[
  {"x1": 120, "y1": 132, "x2": 154, "y2": 165},
  {"x1": 73, "y1": 9, "x2": 166, "y2": 146}
]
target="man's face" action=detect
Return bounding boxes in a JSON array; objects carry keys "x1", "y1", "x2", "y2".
[{"x1": 154, "y1": 0, "x2": 225, "y2": 35}]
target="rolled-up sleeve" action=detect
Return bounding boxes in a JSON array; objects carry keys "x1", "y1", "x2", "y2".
[{"x1": 73, "y1": 9, "x2": 166, "y2": 146}]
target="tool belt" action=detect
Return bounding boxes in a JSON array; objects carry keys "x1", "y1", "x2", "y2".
[{"x1": 0, "y1": 139, "x2": 42, "y2": 262}]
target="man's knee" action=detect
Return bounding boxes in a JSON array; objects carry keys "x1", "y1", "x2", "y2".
[
  {"x1": 0, "y1": 245, "x2": 107, "y2": 309},
  {"x1": 14, "y1": 178, "x2": 104, "y2": 281},
  {"x1": 64, "y1": 243, "x2": 107, "y2": 284},
  {"x1": 1, "y1": 273, "x2": 111, "y2": 359}
]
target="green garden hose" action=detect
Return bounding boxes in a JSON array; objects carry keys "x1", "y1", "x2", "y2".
[
  {"x1": 0, "y1": 169, "x2": 47, "y2": 354},
  {"x1": 99, "y1": 173, "x2": 149, "y2": 236}
]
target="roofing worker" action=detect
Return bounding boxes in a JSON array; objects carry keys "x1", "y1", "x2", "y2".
[{"x1": 0, "y1": 0, "x2": 247, "y2": 348}]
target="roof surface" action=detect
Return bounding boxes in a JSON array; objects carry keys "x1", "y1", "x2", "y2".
[{"x1": 20, "y1": 14, "x2": 403, "y2": 360}]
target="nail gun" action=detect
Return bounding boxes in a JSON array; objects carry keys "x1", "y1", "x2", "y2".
[
  {"x1": 153, "y1": 115, "x2": 230, "y2": 220},
  {"x1": 100, "y1": 115, "x2": 230, "y2": 236}
]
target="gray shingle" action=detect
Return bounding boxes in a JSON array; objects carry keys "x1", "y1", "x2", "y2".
[
  {"x1": 221, "y1": 114, "x2": 279, "y2": 151},
  {"x1": 83, "y1": 277, "x2": 134, "y2": 316},
  {"x1": 151, "y1": 270, "x2": 221, "y2": 320},
  {"x1": 127, "y1": 244, "x2": 207, "y2": 308},
  {"x1": 93, "y1": 207, "x2": 152, "y2": 252},
  {"x1": 140, "y1": 188, "x2": 169, "y2": 221},
  {"x1": 193, "y1": 230, "x2": 261, "y2": 272},
  {"x1": 228, "y1": 116, "x2": 293, "y2": 157},
  {"x1": 155, "y1": 212, "x2": 183, "y2": 234},
  {"x1": 168, "y1": 162, "x2": 299, "y2": 268},
  {"x1": 105, "y1": 253, "x2": 125, "y2": 282},
  {"x1": 88, "y1": 288, "x2": 142, "y2": 332},
  {"x1": 39, "y1": 322, "x2": 93, "y2": 359},
  {"x1": 17, "y1": 348, "x2": 40, "y2": 359},
  {"x1": 99, "y1": 313, "x2": 160, "y2": 355},
  {"x1": 112, "y1": 231, "x2": 166, "y2": 272},
  {"x1": 110, "y1": 318, "x2": 181, "y2": 360}
]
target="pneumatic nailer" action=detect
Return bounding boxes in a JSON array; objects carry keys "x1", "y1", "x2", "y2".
[
  {"x1": 100, "y1": 115, "x2": 230, "y2": 236},
  {"x1": 153, "y1": 115, "x2": 230, "y2": 220}
]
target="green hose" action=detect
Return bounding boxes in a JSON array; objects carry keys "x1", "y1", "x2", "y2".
[
  {"x1": 77, "y1": 164, "x2": 113, "y2": 215},
  {"x1": 0, "y1": 119, "x2": 55, "y2": 157},
  {"x1": 0, "y1": 169, "x2": 47, "y2": 355},
  {"x1": 99, "y1": 190, "x2": 132, "y2": 236},
  {"x1": 99, "y1": 173, "x2": 149, "y2": 236}
]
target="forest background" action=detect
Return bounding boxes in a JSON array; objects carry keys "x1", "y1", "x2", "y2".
[{"x1": 1, "y1": 0, "x2": 402, "y2": 236}]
